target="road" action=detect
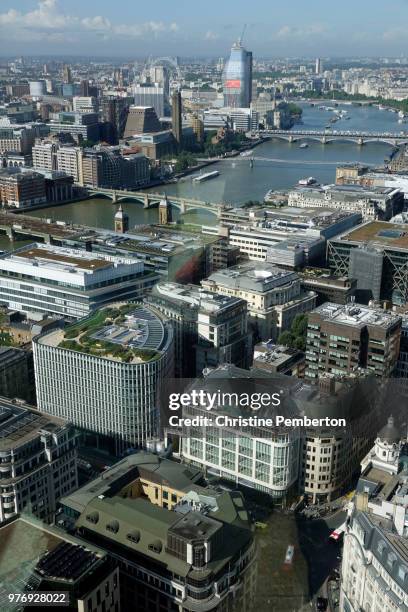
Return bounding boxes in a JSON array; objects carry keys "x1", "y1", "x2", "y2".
[{"x1": 297, "y1": 509, "x2": 346, "y2": 601}]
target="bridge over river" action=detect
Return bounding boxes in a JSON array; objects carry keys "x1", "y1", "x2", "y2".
[
  {"x1": 261, "y1": 129, "x2": 408, "y2": 146},
  {"x1": 86, "y1": 188, "x2": 226, "y2": 215}
]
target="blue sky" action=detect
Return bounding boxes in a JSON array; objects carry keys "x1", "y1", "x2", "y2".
[{"x1": 1, "y1": 0, "x2": 408, "y2": 57}]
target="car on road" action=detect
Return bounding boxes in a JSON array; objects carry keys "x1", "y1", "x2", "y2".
[{"x1": 316, "y1": 597, "x2": 328, "y2": 611}]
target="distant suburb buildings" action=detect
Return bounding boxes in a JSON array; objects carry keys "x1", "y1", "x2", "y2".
[
  {"x1": 0, "y1": 398, "x2": 78, "y2": 525},
  {"x1": 33, "y1": 304, "x2": 174, "y2": 454},
  {"x1": 0, "y1": 243, "x2": 156, "y2": 320}
]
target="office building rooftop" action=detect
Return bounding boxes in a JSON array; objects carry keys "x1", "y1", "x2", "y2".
[
  {"x1": 0, "y1": 398, "x2": 67, "y2": 452},
  {"x1": 0, "y1": 243, "x2": 144, "y2": 286},
  {"x1": 60, "y1": 452, "x2": 204, "y2": 517},
  {"x1": 152, "y1": 282, "x2": 244, "y2": 313},
  {"x1": 336, "y1": 220, "x2": 408, "y2": 249},
  {"x1": 292, "y1": 184, "x2": 398, "y2": 198},
  {"x1": 0, "y1": 517, "x2": 108, "y2": 610},
  {"x1": 204, "y1": 261, "x2": 299, "y2": 293},
  {"x1": 38, "y1": 304, "x2": 170, "y2": 363},
  {"x1": 311, "y1": 302, "x2": 401, "y2": 329}
]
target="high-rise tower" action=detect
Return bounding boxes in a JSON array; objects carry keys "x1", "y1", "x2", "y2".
[
  {"x1": 171, "y1": 90, "x2": 182, "y2": 148},
  {"x1": 223, "y1": 41, "x2": 253, "y2": 108},
  {"x1": 63, "y1": 64, "x2": 72, "y2": 84}
]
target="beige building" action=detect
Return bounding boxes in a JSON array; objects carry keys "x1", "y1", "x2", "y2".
[
  {"x1": 202, "y1": 262, "x2": 316, "y2": 340},
  {"x1": 297, "y1": 374, "x2": 378, "y2": 504},
  {"x1": 60, "y1": 452, "x2": 256, "y2": 612},
  {"x1": 56, "y1": 145, "x2": 83, "y2": 184}
]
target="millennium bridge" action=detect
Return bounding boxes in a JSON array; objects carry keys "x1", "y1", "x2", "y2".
[
  {"x1": 86, "y1": 188, "x2": 226, "y2": 215},
  {"x1": 260, "y1": 129, "x2": 408, "y2": 146}
]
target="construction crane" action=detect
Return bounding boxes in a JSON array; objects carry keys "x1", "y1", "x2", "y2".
[{"x1": 238, "y1": 24, "x2": 247, "y2": 46}]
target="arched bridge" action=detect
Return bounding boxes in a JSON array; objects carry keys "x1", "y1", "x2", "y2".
[
  {"x1": 261, "y1": 129, "x2": 408, "y2": 146},
  {"x1": 86, "y1": 188, "x2": 226, "y2": 215}
]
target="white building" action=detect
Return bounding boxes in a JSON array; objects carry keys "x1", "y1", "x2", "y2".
[
  {"x1": 29, "y1": 81, "x2": 46, "y2": 98},
  {"x1": 72, "y1": 96, "x2": 98, "y2": 114},
  {"x1": 227, "y1": 224, "x2": 325, "y2": 267},
  {"x1": 0, "y1": 398, "x2": 78, "y2": 525},
  {"x1": 288, "y1": 184, "x2": 403, "y2": 221},
  {"x1": 0, "y1": 243, "x2": 155, "y2": 320},
  {"x1": 134, "y1": 85, "x2": 165, "y2": 118},
  {"x1": 56, "y1": 145, "x2": 83, "y2": 183},
  {"x1": 178, "y1": 365, "x2": 301, "y2": 503},
  {"x1": 32, "y1": 141, "x2": 83, "y2": 183},
  {"x1": 340, "y1": 419, "x2": 408, "y2": 612},
  {"x1": 33, "y1": 304, "x2": 174, "y2": 454}
]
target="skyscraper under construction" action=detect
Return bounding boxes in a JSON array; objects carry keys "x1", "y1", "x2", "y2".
[{"x1": 223, "y1": 41, "x2": 253, "y2": 108}]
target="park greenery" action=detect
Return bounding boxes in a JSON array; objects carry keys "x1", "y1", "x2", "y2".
[
  {"x1": 0, "y1": 330, "x2": 16, "y2": 347},
  {"x1": 167, "y1": 131, "x2": 252, "y2": 171},
  {"x1": 278, "y1": 314, "x2": 308, "y2": 351}
]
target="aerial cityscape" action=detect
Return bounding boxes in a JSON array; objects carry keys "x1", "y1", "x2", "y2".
[{"x1": 1, "y1": 1, "x2": 408, "y2": 611}]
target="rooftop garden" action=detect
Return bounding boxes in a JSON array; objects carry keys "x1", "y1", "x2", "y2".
[{"x1": 60, "y1": 304, "x2": 160, "y2": 363}]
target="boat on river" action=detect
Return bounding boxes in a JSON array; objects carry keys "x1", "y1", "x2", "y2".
[
  {"x1": 192, "y1": 171, "x2": 220, "y2": 183},
  {"x1": 298, "y1": 176, "x2": 317, "y2": 186}
]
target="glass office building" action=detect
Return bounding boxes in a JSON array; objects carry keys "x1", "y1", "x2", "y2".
[{"x1": 223, "y1": 42, "x2": 253, "y2": 108}]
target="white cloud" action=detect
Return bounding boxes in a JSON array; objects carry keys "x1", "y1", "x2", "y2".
[
  {"x1": 81, "y1": 16, "x2": 112, "y2": 32},
  {"x1": 204, "y1": 30, "x2": 219, "y2": 41},
  {"x1": 276, "y1": 24, "x2": 328, "y2": 39},
  {"x1": 382, "y1": 27, "x2": 408, "y2": 41},
  {"x1": 0, "y1": 0, "x2": 179, "y2": 44}
]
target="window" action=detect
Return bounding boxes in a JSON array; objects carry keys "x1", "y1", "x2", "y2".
[{"x1": 377, "y1": 540, "x2": 386, "y2": 556}]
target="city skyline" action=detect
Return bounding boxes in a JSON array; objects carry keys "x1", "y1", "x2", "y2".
[{"x1": 2, "y1": 0, "x2": 408, "y2": 57}]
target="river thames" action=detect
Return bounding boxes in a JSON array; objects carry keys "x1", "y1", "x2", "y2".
[{"x1": 11, "y1": 101, "x2": 405, "y2": 245}]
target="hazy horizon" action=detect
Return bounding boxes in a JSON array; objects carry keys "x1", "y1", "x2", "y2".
[{"x1": 1, "y1": 0, "x2": 408, "y2": 58}]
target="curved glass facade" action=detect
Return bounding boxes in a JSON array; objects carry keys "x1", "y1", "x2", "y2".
[{"x1": 223, "y1": 42, "x2": 252, "y2": 108}]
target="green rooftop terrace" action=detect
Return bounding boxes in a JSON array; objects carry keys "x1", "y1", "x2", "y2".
[{"x1": 59, "y1": 304, "x2": 162, "y2": 363}]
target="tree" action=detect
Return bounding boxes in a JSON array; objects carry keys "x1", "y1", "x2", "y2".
[
  {"x1": 277, "y1": 314, "x2": 308, "y2": 351},
  {"x1": 278, "y1": 331, "x2": 293, "y2": 346},
  {"x1": 291, "y1": 314, "x2": 308, "y2": 338}
]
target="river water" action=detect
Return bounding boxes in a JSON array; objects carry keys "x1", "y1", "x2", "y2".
[{"x1": 5, "y1": 101, "x2": 403, "y2": 251}]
